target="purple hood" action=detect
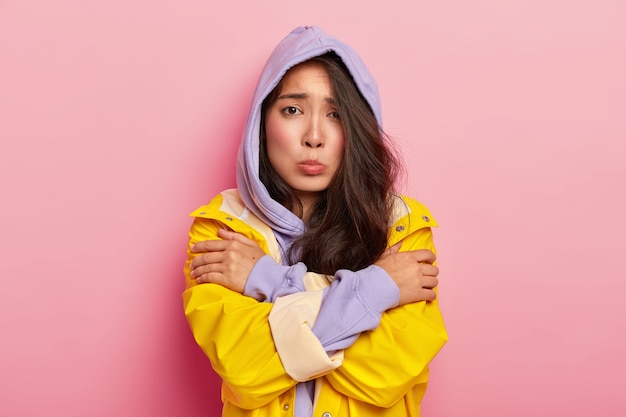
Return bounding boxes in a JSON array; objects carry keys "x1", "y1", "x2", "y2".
[{"x1": 236, "y1": 26, "x2": 383, "y2": 255}]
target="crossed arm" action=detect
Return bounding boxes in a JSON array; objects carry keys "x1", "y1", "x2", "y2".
[
  {"x1": 183, "y1": 217, "x2": 446, "y2": 409},
  {"x1": 189, "y1": 228, "x2": 439, "y2": 305}
]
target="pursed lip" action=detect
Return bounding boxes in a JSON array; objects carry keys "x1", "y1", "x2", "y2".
[{"x1": 297, "y1": 159, "x2": 326, "y2": 175}]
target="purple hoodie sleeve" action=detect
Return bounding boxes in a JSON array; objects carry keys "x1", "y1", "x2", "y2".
[
  {"x1": 311, "y1": 265, "x2": 400, "y2": 352},
  {"x1": 244, "y1": 256, "x2": 399, "y2": 352},
  {"x1": 243, "y1": 255, "x2": 307, "y2": 301}
]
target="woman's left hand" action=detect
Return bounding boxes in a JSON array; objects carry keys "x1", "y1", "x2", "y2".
[{"x1": 189, "y1": 229, "x2": 266, "y2": 293}]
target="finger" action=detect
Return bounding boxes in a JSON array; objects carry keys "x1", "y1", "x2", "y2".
[
  {"x1": 196, "y1": 271, "x2": 223, "y2": 284},
  {"x1": 418, "y1": 288, "x2": 437, "y2": 301},
  {"x1": 190, "y1": 239, "x2": 227, "y2": 253},
  {"x1": 421, "y1": 264, "x2": 439, "y2": 278},
  {"x1": 411, "y1": 249, "x2": 436, "y2": 264},
  {"x1": 421, "y1": 276, "x2": 439, "y2": 290},
  {"x1": 192, "y1": 262, "x2": 225, "y2": 280},
  {"x1": 217, "y1": 228, "x2": 257, "y2": 247},
  {"x1": 190, "y1": 251, "x2": 223, "y2": 270},
  {"x1": 216, "y1": 228, "x2": 237, "y2": 240}
]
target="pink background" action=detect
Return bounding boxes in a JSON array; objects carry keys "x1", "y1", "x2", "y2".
[{"x1": 1, "y1": 0, "x2": 625, "y2": 416}]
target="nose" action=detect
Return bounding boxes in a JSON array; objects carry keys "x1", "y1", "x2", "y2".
[{"x1": 303, "y1": 116, "x2": 323, "y2": 148}]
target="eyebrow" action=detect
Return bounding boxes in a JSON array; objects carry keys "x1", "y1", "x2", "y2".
[{"x1": 277, "y1": 92, "x2": 336, "y2": 104}]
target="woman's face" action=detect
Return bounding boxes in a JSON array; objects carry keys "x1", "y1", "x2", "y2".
[{"x1": 264, "y1": 61, "x2": 345, "y2": 207}]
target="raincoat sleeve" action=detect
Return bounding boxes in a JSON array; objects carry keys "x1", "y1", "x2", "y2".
[
  {"x1": 324, "y1": 224, "x2": 448, "y2": 407},
  {"x1": 182, "y1": 217, "x2": 298, "y2": 409}
]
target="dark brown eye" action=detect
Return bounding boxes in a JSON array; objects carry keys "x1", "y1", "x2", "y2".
[{"x1": 282, "y1": 106, "x2": 302, "y2": 115}]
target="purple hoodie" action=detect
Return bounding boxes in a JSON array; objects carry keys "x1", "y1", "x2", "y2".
[
  {"x1": 237, "y1": 26, "x2": 383, "y2": 253},
  {"x1": 236, "y1": 26, "x2": 400, "y2": 417}
]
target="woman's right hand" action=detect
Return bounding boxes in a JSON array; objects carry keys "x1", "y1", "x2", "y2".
[
  {"x1": 189, "y1": 229, "x2": 266, "y2": 294},
  {"x1": 374, "y1": 243, "x2": 439, "y2": 306}
]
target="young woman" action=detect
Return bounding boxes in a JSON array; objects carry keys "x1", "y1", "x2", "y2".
[{"x1": 183, "y1": 26, "x2": 447, "y2": 417}]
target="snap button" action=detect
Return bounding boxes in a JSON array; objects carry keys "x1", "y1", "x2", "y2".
[
  {"x1": 395, "y1": 225, "x2": 405, "y2": 232},
  {"x1": 321, "y1": 413, "x2": 332, "y2": 417},
  {"x1": 422, "y1": 215, "x2": 430, "y2": 222},
  {"x1": 225, "y1": 217, "x2": 233, "y2": 221},
  {"x1": 199, "y1": 211, "x2": 206, "y2": 215},
  {"x1": 283, "y1": 404, "x2": 289, "y2": 410}
]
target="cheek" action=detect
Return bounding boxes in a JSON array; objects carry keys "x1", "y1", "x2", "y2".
[
  {"x1": 264, "y1": 114, "x2": 298, "y2": 173},
  {"x1": 330, "y1": 129, "x2": 346, "y2": 162},
  {"x1": 265, "y1": 114, "x2": 293, "y2": 150}
]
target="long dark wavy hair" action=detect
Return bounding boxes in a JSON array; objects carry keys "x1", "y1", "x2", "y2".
[{"x1": 259, "y1": 52, "x2": 402, "y2": 275}]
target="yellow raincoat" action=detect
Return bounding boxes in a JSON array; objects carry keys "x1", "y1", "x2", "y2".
[{"x1": 183, "y1": 190, "x2": 447, "y2": 417}]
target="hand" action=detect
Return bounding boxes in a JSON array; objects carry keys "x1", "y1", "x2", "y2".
[
  {"x1": 189, "y1": 229, "x2": 266, "y2": 293},
  {"x1": 374, "y1": 243, "x2": 439, "y2": 306}
]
